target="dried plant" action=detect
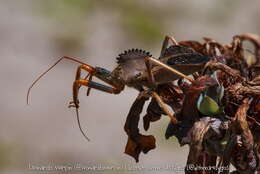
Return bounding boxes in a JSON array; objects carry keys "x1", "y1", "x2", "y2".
[{"x1": 125, "y1": 33, "x2": 260, "y2": 174}]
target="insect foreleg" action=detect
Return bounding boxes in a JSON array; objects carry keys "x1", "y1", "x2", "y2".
[
  {"x1": 70, "y1": 66, "x2": 124, "y2": 108},
  {"x1": 71, "y1": 79, "x2": 122, "y2": 107}
]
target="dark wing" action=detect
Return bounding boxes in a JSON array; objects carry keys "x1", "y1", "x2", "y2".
[
  {"x1": 161, "y1": 45, "x2": 210, "y2": 65},
  {"x1": 161, "y1": 45, "x2": 195, "y2": 57},
  {"x1": 167, "y1": 54, "x2": 210, "y2": 65}
]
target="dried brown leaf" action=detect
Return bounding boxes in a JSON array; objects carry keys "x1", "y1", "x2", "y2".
[
  {"x1": 125, "y1": 135, "x2": 156, "y2": 163},
  {"x1": 124, "y1": 93, "x2": 156, "y2": 162}
]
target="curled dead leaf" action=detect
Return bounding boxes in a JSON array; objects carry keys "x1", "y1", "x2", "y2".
[{"x1": 125, "y1": 135, "x2": 156, "y2": 163}]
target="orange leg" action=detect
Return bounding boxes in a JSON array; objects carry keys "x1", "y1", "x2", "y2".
[
  {"x1": 71, "y1": 79, "x2": 122, "y2": 108},
  {"x1": 70, "y1": 65, "x2": 123, "y2": 108}
]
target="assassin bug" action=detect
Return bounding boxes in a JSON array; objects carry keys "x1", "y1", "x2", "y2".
[{"x1": 27, "y1": 35, "x2": 211, "y2": 141}]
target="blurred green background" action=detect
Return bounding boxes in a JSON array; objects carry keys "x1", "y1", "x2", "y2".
[{"x1": 0, "y1": 0, "x2": 259, "y2": 174}]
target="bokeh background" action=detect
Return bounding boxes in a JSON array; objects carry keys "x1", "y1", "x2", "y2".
[{"x1": 1, "y1": 0, "x2": 260, "y2": 174}]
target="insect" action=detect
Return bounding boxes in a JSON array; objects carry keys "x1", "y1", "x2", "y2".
[{"x1": 27, "y1": 35, "x2": 211, "y2": 141}]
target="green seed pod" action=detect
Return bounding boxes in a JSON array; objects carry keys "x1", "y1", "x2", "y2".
[{"x1": 197, "y1": 94, "x2": 220, "y2": 115}]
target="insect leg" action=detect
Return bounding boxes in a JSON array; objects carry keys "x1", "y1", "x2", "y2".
[
  {"x1": 70, "y1": 65, "x2": 124, "y2": 107},
  {"x1": 70, "y1": 65, "x2": 123, "y2": 142},
  {"x1": 73, "y1": 64, "x2": 94, "y2": 97},
  {"x1": 144, "y1": 57, "x2": 156, "y2": 86},
  {"x1": 72, "y1": 79, "x2": 122, "y2": 107},
  {"x1": 160, "y1": 35, "x2": 179, "y2": 57},
  {"x1": 145, "y1": 57, "x2": 194, "y2": 82},
  {"x1": 151, "y1": 92, "x2": 179, "y2": 124}
]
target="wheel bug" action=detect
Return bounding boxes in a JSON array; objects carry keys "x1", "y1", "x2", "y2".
[{"x1": 27, "y1": 35, "x2": 211, "y2": 141}]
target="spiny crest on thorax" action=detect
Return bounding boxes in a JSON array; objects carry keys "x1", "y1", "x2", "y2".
[
  {"x1": 115, "y1": 48, "x2": 152, "y2": 82},
  {"x1": 116, "y1": 48, "x2": 152, "y2": 64},
  {"x1": 162, "y1": 45, "x2": 210, "y2": 65}
]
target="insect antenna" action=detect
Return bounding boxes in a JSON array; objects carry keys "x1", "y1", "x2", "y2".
[
  {"x1": 76, "y1": 108, "x2": 90, "y2": 141},
  {"x1": 27, "y1": 56, "x2": 92, "y2": 141},
  {"x1": 27, "y1": 56, "x2": 91, "y2": 104}
]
